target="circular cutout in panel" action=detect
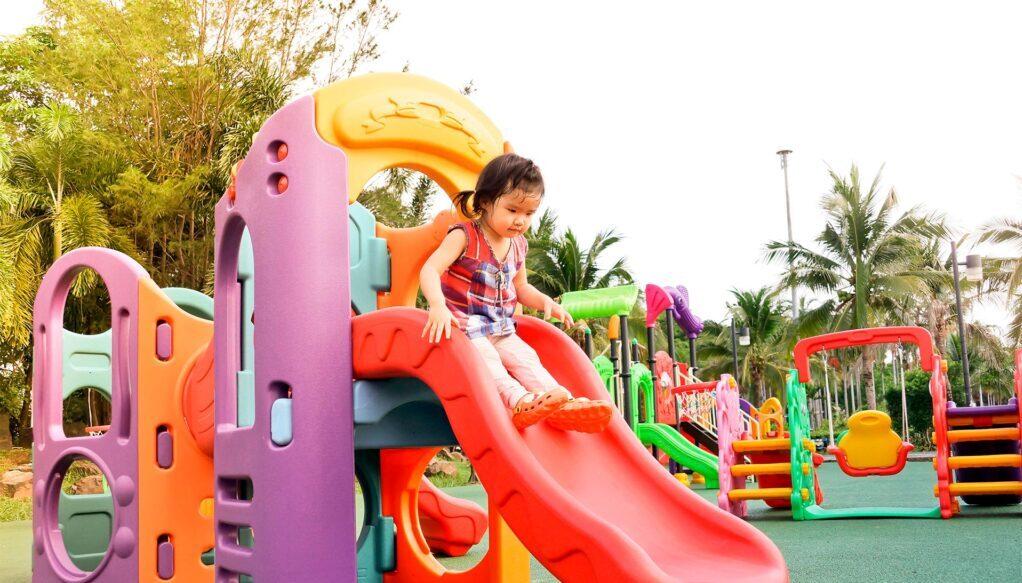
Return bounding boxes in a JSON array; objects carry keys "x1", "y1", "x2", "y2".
[
  {"x1": 360, "y1": 168, "x2": 448, "y2": 228},
  {"x1": 63, "y1": 389, "x2": 111, "y2": 438},
  {"x1": 53, "y1": 455, "x2": 115, "y2": 575}
]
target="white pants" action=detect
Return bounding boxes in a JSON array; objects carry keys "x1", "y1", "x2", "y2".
[{"x1": 470, "y1": 333, "x2": 564, "y2": 408}]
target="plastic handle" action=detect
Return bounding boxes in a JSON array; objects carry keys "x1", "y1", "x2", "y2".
[{"x1": 793, "y1": 326, "x2": 935, "y2": 383}]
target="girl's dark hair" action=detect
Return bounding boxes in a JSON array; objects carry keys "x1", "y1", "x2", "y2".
[{"x1": 453, "y1": 153, "x2": 544, "y2": 218}]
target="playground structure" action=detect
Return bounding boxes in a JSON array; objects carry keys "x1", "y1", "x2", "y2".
[
  {"x1": 559, "y1": 285, "x2": 719, "y2": 488},
  {"x1": 30, "y1": 73, "x2": 787, "y2": 582},
  {"x1": 717, "y1": 326, "x2": 1022, "y2": 520}
]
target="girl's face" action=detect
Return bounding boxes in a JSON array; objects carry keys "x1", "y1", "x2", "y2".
[{"x1": 482, "y1": 189, "x2": 542, "y2": 238}]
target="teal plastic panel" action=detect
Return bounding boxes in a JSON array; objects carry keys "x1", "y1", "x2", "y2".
[
  {"x1": 349, "y1": 203, "x2": 391, "y2": 315},
  {"x1": 270, "y1": 398, "x2": 293, "y2": 446},
  {"x1": 238, "y1": 229, "x2": 256, "y2": 427}
]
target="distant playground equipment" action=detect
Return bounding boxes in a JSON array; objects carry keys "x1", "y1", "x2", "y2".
[
  {"x1": 559, "y1": 284, "x2": 719, "y2": 488},
  {"x1": 718, "y1": 326, "x2": 1022, "y2": 521},
  {"x1": 30, "y1": 73, "x2": 785, "y2": 582}
]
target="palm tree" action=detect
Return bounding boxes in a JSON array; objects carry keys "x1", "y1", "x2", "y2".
[
  {"x1": 696, "y1": 288, "x2": 793, "y2": 403},
  {"x1": 527, "y1": 227, "x2": 632, "y2": 298},
  {"x1": 977, "y1": 204, "x2": 1022, "y2": 346},
  {"x1": 766, "y1": 165, "x2": 947, "y2": 409},
  {"x1": 0, "y1": 103, "x2": 131, "y2": 445}
]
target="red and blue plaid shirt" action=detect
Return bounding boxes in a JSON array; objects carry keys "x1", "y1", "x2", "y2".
[{"x1": 440, "y1": 221, "x2": 528, "y2": 339}]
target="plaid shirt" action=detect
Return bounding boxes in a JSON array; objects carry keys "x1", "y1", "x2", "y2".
[{"x1": 440, "y1": 221, "x2": 528, "y2": 339}]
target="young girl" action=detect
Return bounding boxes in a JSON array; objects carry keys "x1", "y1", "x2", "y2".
[{"x1": 419, "y1": 153, "x2": 614, "y2": 433}]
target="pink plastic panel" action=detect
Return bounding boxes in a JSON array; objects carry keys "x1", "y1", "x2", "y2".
[
  {"x1": 212, "y1": 95, "x2": 355, "y2": 581},
  {"x1": 32, "y1": 247, "x2": 147, "y2": 582}
]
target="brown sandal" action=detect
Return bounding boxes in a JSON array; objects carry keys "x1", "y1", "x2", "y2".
[
  {"x1": 547, "y1": 398, "x2": 614, "y2": 433},
  {"x1": 512, "y1": 388, "x2": 570, "y2": 430}
]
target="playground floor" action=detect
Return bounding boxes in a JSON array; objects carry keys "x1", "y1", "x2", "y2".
[{"x1": 2, "y1": 461, "x2": 1020, "y2": 581}]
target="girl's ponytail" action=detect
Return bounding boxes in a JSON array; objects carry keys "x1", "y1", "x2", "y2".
[{"x1": 453, "y1": 189, "x2": 477, "y2": 218}]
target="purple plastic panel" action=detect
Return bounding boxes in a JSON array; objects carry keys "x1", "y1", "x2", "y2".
[
  {"x1": 212, "y1": 95, "x2": 355, "y2": 581},
  {"x1": 156, "y1": 321, "x2": 173, "y2": 361},
  {"x1": 946, "y1": 397, "x2": 1018, "y2": 418},
  {"x1": 156, "y1": 429, "x2": 173, "y2": 469},
  {"x1": 157, "y1": 540, "x2": 174, "y2": 579},
  {"x1": 665, "y1": 285, "x2": 704, "y2": 339},
  {"x1": 32, "y1": 247, "x2": 146, "y2": 582}
]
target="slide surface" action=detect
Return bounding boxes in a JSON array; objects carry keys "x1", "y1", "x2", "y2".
[
  {"x1": 353, "y1": 309, "x2": 787, "y2": 582},
  {"x1": 637, "y1": 422, "x2": 720, "y2": 488}
]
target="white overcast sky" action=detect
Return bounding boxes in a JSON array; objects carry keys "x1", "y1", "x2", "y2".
[{"x1": 5, "y1": 2, "x2": 1021, "y2": 326}]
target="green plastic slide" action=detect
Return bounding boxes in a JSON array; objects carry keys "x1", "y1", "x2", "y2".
[{"x1": 636, "y1": 423, "x2": 720, "y2": 489}]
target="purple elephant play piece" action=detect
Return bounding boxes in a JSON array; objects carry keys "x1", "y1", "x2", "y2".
[{"x1": 665, "y1": 285, "x2": 704, "y2": 339}]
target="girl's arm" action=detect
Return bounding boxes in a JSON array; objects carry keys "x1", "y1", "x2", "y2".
[
  {"x1": 513, "y1": 267, "x2": 575, "y2": 327},
  {"x1": 419, "y1": 229, "x2": 467, "y2": 343}
]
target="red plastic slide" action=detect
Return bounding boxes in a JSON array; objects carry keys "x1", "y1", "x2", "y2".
[
  {"x1": 353, "y1": 309, "x2": 787, "y2": 582},
  {"x1": 417, "y1": 478, "x2": 488, "y2": 557}
]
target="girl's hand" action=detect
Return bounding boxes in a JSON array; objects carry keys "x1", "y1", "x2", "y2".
[
  {"x1": 543, "y1": 298, "x2": 574, "y2": 327},
  {"x1": 422, "y1": 304, "x2": 460, "y2": 343}
]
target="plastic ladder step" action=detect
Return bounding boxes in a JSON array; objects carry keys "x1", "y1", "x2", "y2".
[
  {"x1": 727, "y1": 487, "x2": 793, "y2": 501},
  {"x1": 946, "y1": 454, "x2": 1022, "y2": 470},
  {"x1": 732, "y1": 438, "x2": 791, "y2": 453},
  {"x1": 944, "y1": 427, "x2": 1021, "y2": 443},
  {"x1": 938, "y1": 481, "x2": 1022, "y2": 497},
  {"x1": 730, "y1": 463, "x2": 791, "y2": 477}
]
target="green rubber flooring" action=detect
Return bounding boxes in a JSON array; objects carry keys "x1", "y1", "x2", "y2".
[{"x1": 2, "y1": 462, "x2": 1020, "y2": 581}]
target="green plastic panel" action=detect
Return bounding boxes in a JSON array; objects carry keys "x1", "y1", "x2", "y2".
[
  {"x1": 593, "y1": 355, "x2": 615, "y2": 403},
  {"x1": 560, "y1": 285, "x2": 638, "y2": 320},
  {"x1": 59, "y1": 491, "x2": 114, "y2": 572}
]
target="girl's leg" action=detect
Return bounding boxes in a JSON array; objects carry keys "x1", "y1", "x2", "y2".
[
  {"x1": 494, "y1": 334, "x2": 613, "y2": 433},
  {"x1": 491, "y1": 334, "x2": 567, "y2": 395},
  {"x1": 470, "y1": 336, "x2": 530, "y2": 409}
]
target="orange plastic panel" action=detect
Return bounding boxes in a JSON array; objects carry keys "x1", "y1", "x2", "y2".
[
  {"x1": 377, "y1": 212, "x2": 457, "y2": 309},
  {"x1": 137, "y1": 279, "x2": 215, "y2": 581}
]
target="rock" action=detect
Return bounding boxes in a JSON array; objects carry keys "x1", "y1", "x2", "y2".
[
  {"x1": 13, "y1": 464, "x2": 32, "y2": 473},
  {"x1": 1, "y1": 469, "x2": 33, "y2": 499},
  {"x1": 71, "y1": 475, "x2": 105, "y2": 495},
  {"x1": 426, "y1": 461, "x2": 458, "y2": 477}
]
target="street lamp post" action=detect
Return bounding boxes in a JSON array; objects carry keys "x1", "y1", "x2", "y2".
[
  {"x1": 730, "y1": 321, "x2": 750, "y2": 392},
  {"x1": 777, "y1": 149, "x2": 798, "y2": 320},
  {"x1": 949, "y1": 240, "x2": 983, "y2": 406}
]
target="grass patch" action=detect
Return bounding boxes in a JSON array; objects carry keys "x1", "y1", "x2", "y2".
[
  {"x1": 0, "y1": 497, "x2": 31, "y2": 522},
  {"x1": 1, "y1": 448, "x2": 33, "y2": 522}
]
